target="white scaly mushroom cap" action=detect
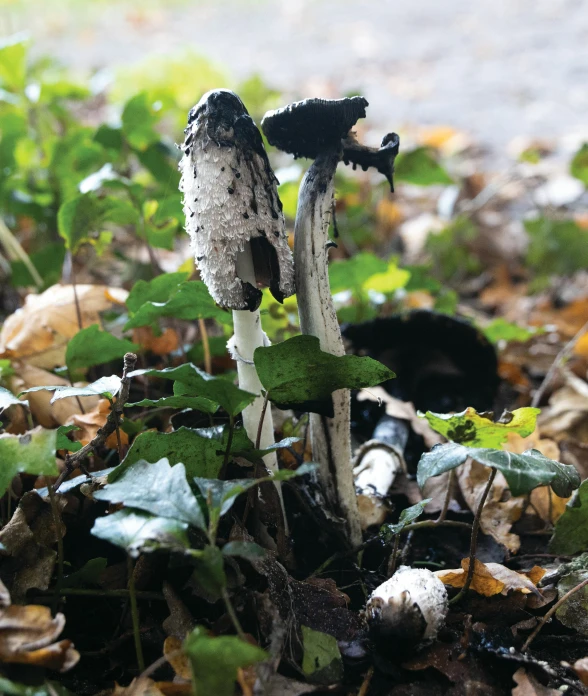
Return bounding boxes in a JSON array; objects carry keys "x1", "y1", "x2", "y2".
[
  {"x1": 179, "y1": 89, "x2": 295, "y2": 311},
  {"x1": 366, "y1": 566, "x2": 448, "y2": 645}
]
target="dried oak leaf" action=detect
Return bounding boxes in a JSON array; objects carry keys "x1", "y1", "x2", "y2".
[
  {"x1": 512, "y1": 668, "x2": 560, "y2": 695},
  {"x1": 132, "y1": 326, "x2": 179, "y2": 356},
  {"x1": 458, "y1": 458, "x2": 524, "y2": 553},
  {"x1": 0, "y1": 284, "x2": 128, "y2": 369},
  {"x1": 163, "y1": 635, "x2": 191, "y2": 680},
  {"x1": 435, "y1": 559, "x2": 542, "y2": 597},
  {"x1": 68, "y1": 398, "x2": 128, "y2": 448}
]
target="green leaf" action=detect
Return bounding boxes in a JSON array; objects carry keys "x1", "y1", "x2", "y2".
[
  {"x1": 301, "y1": 625, "x2": 343, "y2": 684},
  {"x1": 109, "y1": 426, "x2": 229, "y2": 481},
  {"x1": 189, "y1": 544, "x2": 226, "y2": 598},
  {"x1": 222, "y1": 541, "x2": 267, "y2": 561},
  {"x1": 121, "y1": 92, "x2": 160, "y2": 151},
  {"x1": 94, "y1": 458, "x2": 206, "y2": 531},
  {"x1": 124, "y1": 281, "x2": 231, "y2": 329},
  {"x1": 56, "y1": 424, "x2": 82, "y2": 452},
  {"x1": 380, "y1": 499, "x2": 432, "y2": 541},
  {"x1": 0, "y1": 386, "x2": 27, "y2": 412},
  {"x1": 91, "y1": 508, "x2": 189, "y2": 557},
  {"x1": 254, "y1": 334, "x2": 395, "y2": 417},
  {"x1": 329, "y1": 252, "x2": 387, "y2": 294},
  {"x1": 417, "y1": 443, "x2": 580, "y2": 497},
  {"x1": 0, "y1": 34, "x2": 27, "y2": 92},
  {"x1": 571, "y1": 143, "x2": 588, "y2": 186},
  {"x1": 0, "y1": 677, "x2": 75, "y2": 696},
  {"x1": 551, "y1": 480, "x2": 588, "y2": 555},
  {"x1": 394, "y1": 147, "x2": 452, "y2": 186},
  {"x1": 127, "y1": 395, "x2": 218, "y2": 414},
  {"x1": 10, "y1": 242, "x2": 65, "y2": 289},
  {"x1": 21, "y1": 375, "x2": 122, "y2": 403},
  {"x1": 422, "y1": 407, "x2": 540, "y2": 447},
  {"x1": 525, "y1": 218, "x2": 588, "y2": 278},
  {"x1": 482, "y1": 318, "x2": 538, "y2": 345},
  {"x1": 363, "y1": 260, "x2": 411, "y2": 294},
  {"x1": 555, "y1": 570, "x2": 588, "y2": 636},
  {"x1": 0, "y1": 428, "x2": 57, "y2": 496},
  {"x1": 62, "y1": 558, "x2": 107, "y2": 588},
  {"x1": 133, "y1": 363, "x2": 255, "y2": 417},
  {"x1": 65, "y1": 324, "x2": 138, "y2": 372},
  {"x1": 183, "y1": 626, "x2": 267, "y2": 696},
  {"x1": 126, "y1": 272, "x2": 189, "y2": 313}
]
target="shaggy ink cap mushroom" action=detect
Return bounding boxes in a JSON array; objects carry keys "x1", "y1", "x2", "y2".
[
  {"x1": 180, "y1": 89, "x2": 295, "y2": 312},
  {"x1": 262, "y1": 96, "x2": 400, "y2": 190}
]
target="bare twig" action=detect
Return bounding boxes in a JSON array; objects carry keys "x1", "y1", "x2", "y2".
[
  {"x1": 52, "y1": 353, "x2": 138, "y2": 492},
  {"x1": 522, "y1": 575, "x2": 588, "y2": 652},
  {"x1": 532, "y1": 319, "x2": 588, "y2": 407},
  {"x1": 255, "y1": 390, "x2": 271, "y2": 450},
  {"x1": 358, "y1": 665, "x2": 374, "y2": 696}
]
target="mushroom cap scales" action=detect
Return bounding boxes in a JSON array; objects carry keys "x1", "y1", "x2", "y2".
[
  {"x1": 261, "y1": 96, "x2": 369, "y2": 159},
  {"x1": 179, "y1": 89, "x2": 295, "y2": 311}
]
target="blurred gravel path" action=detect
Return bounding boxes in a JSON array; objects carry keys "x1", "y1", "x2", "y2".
[{"x1": 5, "y1": 0, "x2": 588, "y2": 157}]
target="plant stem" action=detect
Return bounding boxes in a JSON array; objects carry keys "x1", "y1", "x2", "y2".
[
  {"x1": 436, "y1": 470, "x2": 455, "y2": 524},
  {"x1": 255, "y1": 390, "x2": 271, "y2": 450},
  {"x1": 449, "y1": 466, "x2": 497, "y2": 605},
  {"x1": 387, "y1": 533, "x2": 401, "y2": 576},
  {"x1": 521, "y1": 576, "x2": 588, "y2": 652},
  {"x1": 221, "y1": 588, "x2": 247, "y2": 641},
  {"x1": 127, "y1": 555, "x2": 145, "y2": 672},
  {"x1": 47, "y1": 483, "x2": 63, "y2": 613},
  {"x1": 358, "y1": 665, "x2": 374, "y2": 696},
  {"x1": 198, "y1": 318, "x2": 212, "y2": 374},
  {"x1": 220, "y1": 414, "x2": 235, "y2": 478}
]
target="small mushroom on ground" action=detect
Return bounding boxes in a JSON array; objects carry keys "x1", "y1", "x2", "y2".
[
  {"x1": 179, "y1": 90, "x2": 295, "y2": 504},
  {"x1": 262, "y1": 97, "x2": 399, "y2": 547},
  {"x1": 366, "y1": 566, "x2": 448, "y2": 652}
]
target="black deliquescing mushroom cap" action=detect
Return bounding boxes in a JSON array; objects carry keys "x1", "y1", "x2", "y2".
[
  {"x1": 261, "y1": 96, "x2": 369, "y2": 159},
  {"x1": 343, "y1": 132, "x2": 400, "y2": 192}
]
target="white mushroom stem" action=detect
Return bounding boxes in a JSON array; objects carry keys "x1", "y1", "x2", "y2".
[{"x1": 294, "y1": 151, "x2": 362, "y2": 547}]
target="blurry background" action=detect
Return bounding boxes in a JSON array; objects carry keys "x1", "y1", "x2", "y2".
[{"x1": 2, "y1": 0, "x2": 588, "y2": 161}]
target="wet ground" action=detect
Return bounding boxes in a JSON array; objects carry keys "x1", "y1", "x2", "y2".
[{"x1": 4, "y1": 0, "x2": 588, "y2": 160}]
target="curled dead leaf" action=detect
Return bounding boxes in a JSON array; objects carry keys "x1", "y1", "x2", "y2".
[
  {"x1": 163, "y1": 635, "x2": 191, "y2": 680},
  {"x1": 132, "y1": 326, "x2": 179, "y2": 356},
  {"x1": 435, "y1": 559, "x2": 543, "y2": 597},
  {"x1": 512, "y1": 667, "x2": 560, "y2": 695},
  {"x1": 0, "y1": 284, "x2": 128, "y2": 369},
  {"x1": 573, "y1": 657, "x2": 588, "y2": 686},
  {"x1": 68, "y1": 398, "x2": 128, "y2": 448}
]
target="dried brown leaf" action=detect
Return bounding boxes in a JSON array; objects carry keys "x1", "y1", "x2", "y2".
[
  {"x1": 436, "y1": 559, "x2": 542, "y2": 597},
  {"x1": 512, "y1": 668, "x2": 559, "y2": 695}
]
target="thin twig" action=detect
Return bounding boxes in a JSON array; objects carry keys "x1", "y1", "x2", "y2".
[
  {"x1": 220, "y1": 414, "x2": 235, "y2": 479},
  {"x1": 127, "y1": 555, "x2": 145, "y2": 672},
  {"x1": 532, "y1": 319, "x2": 588, "y2": 407},
  {"x1": 222, "y1": 588, "x2": 247, "y2": 641},
  {"x1": 358, "y1": 665, "x2": 374, "y2": 696},
  {"x1": 198, "y1": 318, "x2": 212, "y2": 374},
  {"x1": 255, "y1": 390, "x2": 271, "y2": 450},
  {"x1": 522, "y1": 575, "x2": 588, "y2": 652},
  {"x1": 46, "y1": 484, "x2": 63, "y2": 613},
  {"x1": 387, "y1": 533, "x2": 401, "y2": 576},
  {"x1": 435, "y1": 470, "x2": 456, "y2": 524},
  {"x1": 52, "y1": 353, "x2": 138, "y2": 492},
  {"x1": 450, "y1": 467, "x2": 497, "y2": 605}
]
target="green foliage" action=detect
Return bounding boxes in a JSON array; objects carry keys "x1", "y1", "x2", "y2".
[
  {"x1": 422, "y1": 407, "x2": 540, "y2": 447},
  {"x1": 571, "y1": 143, "x2": 588, "y2": 186},
  {"x1": 62, "y1": 558, "x2": 107, "y2": 588},
  {"x1": 21, "y1": 374, "x2": 122, "y2": 402},
  {"x1": 427, "y1": 217, "x2": 482, "y2": 281},
  {"x1": 254, "y1": 334, "x2": 395, "y2": 417},
  {"x1": 183, "y1": 626, "x2": 267, "y2": 696},
  {"x1": 380, "y1": 499, "x2": 431, "y2": 541},
  {"x1": 301, "y1": 625, "x2": 343, "y2": 684},
  {"x1": 0, "y1": 677, "x2": 74, "y2": 696},
  {"x1": 56, "y1": 424, "x2": 82, "y2": 452},
  {"x1": 65, "y1": 324, "x2": 138, "y2": 372},
  {"x1": 525, "y1": 218, "x2": 588, "y2": 278},
  {"x1": 121, "y1": 92, "x2": 161, "y2": 151},
  {"x1": 0, "y1": 428, "x2": 57, "y2": 496},
  {"x1": 0, "y1": 385, "x2": 27, "y2": 412},
  {"x1": 550, "y1": 480, "x2": 588, "y2": 555},
  {"x1": 91, "y1": 508, "x2": 189, "y2": 558},
  {"x1": 482, "y1": 318, "x2": 538, "y2": 344},
  {"x1": 128, "y1": 395, "x2": 219, "y2": 414},
  {"x1": 394, "y1": 147, "x2": 452, "y2": 186}
]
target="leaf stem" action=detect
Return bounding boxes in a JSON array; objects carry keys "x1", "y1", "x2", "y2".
[
  {"x1": 521, "y1": 575, "x2": 588, "y2": 652},
  {"x1": 435, "y1": 470, "x2": 455, "y2": 524},
  {"x1": 449, "y1": 466, "x2": 497, "y2": 605},
  {"x1": 387, "y1": 533, "x2": 401, "y2": 576},
  {"x1": 47, "y1": 483, "x2": 63, "y2": 614},
  {"x1": 127, "y1": 555, "x2": 145, "y2": 672},
  {"x1": 198, "y1": 318, "x2": 212, "y2": 374},
  {"x1": 220, "y1": 414, "x2": 235, "y2": 479},
  {"x1": 221, "y1": 588, "x2": 247, "y2": 642},
  {"x1": 255, "y1": 390, "x2": 270, "y2": 450}
]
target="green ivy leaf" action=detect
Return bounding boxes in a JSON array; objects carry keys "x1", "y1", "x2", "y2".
[
  {"x1": 121, "y1": 92, "x2": 161, "y2": 151},
  {"x1": 301, "y1": 625, "x2": 343, "y2": 684},
  {"x1": 254, "y1": 334, "x2": 395, "y2": 417},
  {"x1": 56, "y1": 424, "x2": 82, "y2": 452},
  {"x1": 10, "y1": 242, "x2": 65, "y2": 289},
  {"x1": 62, "y1": 558, "x2": 107, "y2": 588},
  {"x1": 380, "y1": 499, "x2": 432, "y2": 541},
  {"x1": 65, "y1": 324, "x2": 138, "y2": 372},
  {"x1": 482, "y1": 318, "x2": 538, "y2": 345},
  {"x1": 571, "y1": 143, "x2": 588, "y2": 186},
  {"x1": 550, "y1": 480, "x2": 588, "y2": 555},
  {"x1": 21, "y1": 375, "x2": 122, "y2": 403},
  {"x1": 91, "y1": 508, "x2": 189, "y2": 557},
  {"x1": 0, "y1": 386, "x2": 27, "y2": 412},
  {"x1": 222, "y1": 541, "x2": 267, "y2": 561},
  {"x1": 95, "y1": 458, "x2": 206, "y2": 531},
  {"x1": 132, "y1": 363, "x2": 255, "y2": 417},
  {"x1": 183, "y1": 626, "x2": 267, "y2": 696},
  {"x1": 422, "y1": 407, "x2": 540, "y2": 447},
  {"x1": 329, "y1": 252, "x2": 387, "y2": 294},
  {"x1": 0, "y1": 428, "x2": 57, "y2": 496},
  {"x1": 126, "y1": 272, "x2": 189, "y2": 314},
  {"x1": 525, "y1": 218, "x2": 588, "y2": 278},
  {"x1": 127, "y1": 395, "x2": 218, "y2": 415},
  {"x1": 417, "y1": 443, "x2": 580, "y2": 497},
  {"x1": 124, "y1": 281, "x2": 231, "y2": 330},
  {"x1": 189, "y1": 544, "x2": 226, "y2": 599},
  {"x1": 394, "y1": 147, "x2": 452, "y2": 186}
]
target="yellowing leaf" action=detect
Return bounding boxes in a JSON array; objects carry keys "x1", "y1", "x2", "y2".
[
  {"x1": 363, "y1": 262, "x2": 410, "y2": 294},
  {"x1": 436, "y1": 558, "x2": 542, "y2": 596}
]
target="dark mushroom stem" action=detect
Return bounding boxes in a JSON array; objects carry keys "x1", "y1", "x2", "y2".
[{"x1": 262, "y1": 98, "x2": 399, "y2": 546}]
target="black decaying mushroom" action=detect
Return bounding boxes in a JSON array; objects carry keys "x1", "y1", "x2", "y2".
[
  {"x1": 262, "y1": 97, "x2": 399, "y2": 546},
  {"x1": 179, "y1": 90, "x2": 295, "y2": 501}
]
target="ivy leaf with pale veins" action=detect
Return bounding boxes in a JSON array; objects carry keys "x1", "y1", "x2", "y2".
[
  {"x1": 422, "y1": 407, "x2": 540, "y2": 448},
  {"x1": 0, "y1": 428, "x2": 58, "y2": 496},
  {"x1": 126, "y1": 395, "x2": 219, "y2": 415},
  {"x1": 0, "y1": 386, "x2": 27, "y2": 412},
  {"x1": 91, "y1": 509, "x2": 189, "y2": 557},
  {"x1": 65, "y1": 324, "x2": 138, "y2": 372},
  {"x1": 380, "y1": 499, "x2": 432, "y2": 541},
  {"x1": 550, "y1": 480, "x2": 588, "y2": 555},
  {"x1": 21, "y1": 375, "x2": 122, "y2": 403},
  {"x1": 94, "y1": 458, "x2": 206, "y2": 531},
  {"x1": 254, "y1": 334, "x2": 395, "y2": 417}
]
